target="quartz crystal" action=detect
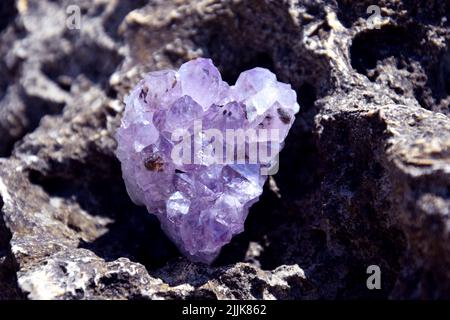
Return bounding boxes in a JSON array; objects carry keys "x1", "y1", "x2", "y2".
[{"x1": 116, "y1": 58, "x2": 300, "y2": 263}]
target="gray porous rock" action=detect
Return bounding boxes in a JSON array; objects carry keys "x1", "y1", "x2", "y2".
[{"x1": 0, "y1": 0, "x2": 449, "y2": 299}]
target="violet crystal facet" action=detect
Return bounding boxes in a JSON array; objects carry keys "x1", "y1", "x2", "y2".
[{"x1": 116, "y1": 58, "x2": 299, "y2": 263}]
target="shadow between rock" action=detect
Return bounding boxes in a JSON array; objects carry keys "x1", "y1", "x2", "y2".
[
  {"x1": 28, "y1": 157, "x2": 180, "y2": 271},
  {"x1": 0, "y1": 196, "x2": 26, "y2": 299}
]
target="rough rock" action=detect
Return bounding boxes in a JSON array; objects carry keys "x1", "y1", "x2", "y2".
[{"x1": 0, "y1": 0, "x2": 449, "y2": 299}]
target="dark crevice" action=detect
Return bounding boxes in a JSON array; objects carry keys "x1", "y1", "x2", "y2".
[
  {"x1": 0, "y1": 59, "x2": 9, "y2": 101},
  {"x1": 0, "y1": 85, "x2": 66, "y2": 158},
  {"x1": 0, "y1": 81, "x2": 6, "y2": 102},
  {"x1": 220, "y1": 52, "x2": 275, "y2": 85},
  {"x1": 41, "y1": 41, "x2": 122, "y2": 91},
  {"x1": 297, "y1": 83, "x2": 317, "y2": 112},
  {"x1": 0, "y1": 196, "x2": 8, "y2": 255},
  {"x1": 0, "y1": 195, "x2": 25, "y2": 299},
  {"x1": 428, "y1": 46, "x2": 450, "y2": 101},
  {"x1": 22, "y1": 91, "x2": 65, "y2": 129},
  {"x1": 0, "y1": 0, "x2": 17, "y2": 33},
  {"x1": 28, "y1": 154, "x2": 180, "y2": 271},
  {"x1": 103, "y1": 0, "x2": 148, "y2": 41}
]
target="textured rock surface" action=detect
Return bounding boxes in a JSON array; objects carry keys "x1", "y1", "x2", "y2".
[{"x1": 0, "y1": 0, "x2": 449, "y2": 299}]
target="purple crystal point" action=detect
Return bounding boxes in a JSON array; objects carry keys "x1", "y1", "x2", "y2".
[{"x1": 116, "y1": 58, "x2": 300, "y2": 263}]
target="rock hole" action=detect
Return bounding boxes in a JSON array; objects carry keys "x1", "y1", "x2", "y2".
[
  {"x1": 350, "y1": 25, "x2": 414, "y2": 77},
  {"x1": 41, "y1": 41, "x2": 122, "y2": 91}
]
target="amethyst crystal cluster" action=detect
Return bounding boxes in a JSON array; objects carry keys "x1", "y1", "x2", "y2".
[{"x1": 116, "y1": 58, "x2": 299, "y2": 263}]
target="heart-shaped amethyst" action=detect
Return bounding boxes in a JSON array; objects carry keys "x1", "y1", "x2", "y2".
[{"x1": 116, "y1": 58, "x2": 299, "y2": 263}]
